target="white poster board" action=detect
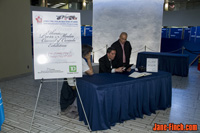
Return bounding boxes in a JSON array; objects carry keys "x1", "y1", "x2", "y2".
[
  {"x1": 32, "y1": 11, "x2": 82, "y2": 79},
  {"x1": 146, "y1": 58, "x2": 158, "y2": 72}
]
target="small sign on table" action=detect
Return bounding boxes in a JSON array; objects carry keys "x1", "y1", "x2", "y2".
[{"x1": 146, "y1": 58, "x2": 158, "y2": 72}]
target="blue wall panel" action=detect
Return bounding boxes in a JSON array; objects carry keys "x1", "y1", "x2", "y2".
[
  {"x1": 81, "y1": 26, "x2": 85, "y2": 36},
  {"x1": 162, "y1": 28, "x2": 167, "y2": 38},
  {"x1": 170, "y1": 28, "x2": 183, "y2": 39},
  {"x1": 85, "y1": 26, "x2": 92, "y2": 36},
  {"x1": 183, "y1": 28, "x2": 191, "y2": 40},
  {"x1": 195, "y1": 26, "x2": 200, "y2": 43},
  {"x1": 190, "y1": 27, "x2": 196, "y2": 42}
]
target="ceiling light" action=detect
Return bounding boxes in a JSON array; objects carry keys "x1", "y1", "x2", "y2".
[
  {"x1": 83, "y1": 2, "x2": 86, "y2": 7},
  {"x1": 51, "y1": 4, "x2": 61, "y2": 8},
  {"x1": 164, "y1": 3, "x2": 169, "y2": 11},
  {"x1": 59, "y1": 3, "x2": 66, "y2": 5}
]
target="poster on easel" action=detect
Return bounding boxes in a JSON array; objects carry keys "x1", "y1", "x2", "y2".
[{"x1": 32, "y1": 11, "x2": 82, "y2": 80}]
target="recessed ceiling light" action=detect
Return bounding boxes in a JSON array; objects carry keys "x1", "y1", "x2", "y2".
[
  {"x1": 59, "y1": 3, "x2": 66, "y2": 5},
  {"x1": 83, "y1": 2, "x2": 86, "y2": 6},
  {"x1": 51, "y1": 4, "x2": 61, "y2": 8}
]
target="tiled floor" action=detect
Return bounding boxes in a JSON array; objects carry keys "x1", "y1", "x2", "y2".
[{"x1": 0, "y1": 66, "x2": 199, "y2": 133}]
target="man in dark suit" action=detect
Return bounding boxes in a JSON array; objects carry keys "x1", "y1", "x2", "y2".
[
  {"x1": 99, "y1": 47, "x2": 124, "y2": 73},
  {"x1": 111, "y1": 32, "x2": 132, "y2": 71}
]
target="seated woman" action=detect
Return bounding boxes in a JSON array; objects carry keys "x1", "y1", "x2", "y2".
[{"x1": 60, "y1": 45, "x2": 93, "y2": 117}]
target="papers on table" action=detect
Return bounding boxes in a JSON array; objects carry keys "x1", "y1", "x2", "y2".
[{"x1": 129, "y1": 72, "x2": 152, "y2": 78}]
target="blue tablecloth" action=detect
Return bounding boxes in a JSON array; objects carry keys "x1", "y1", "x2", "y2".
[
  {"x1": 76, "y1": 71, "x2": 172, "y2": 131},
  {"x1": 136, "y1": 52, "x2": 189, "y2": 77}
]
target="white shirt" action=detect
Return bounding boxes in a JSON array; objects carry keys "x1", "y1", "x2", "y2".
[
  {"x1": 82, "y1": 58, "x2": 89, "y2": 75},
  {"x1": 67, "y1": 58, "x2": 89, "y2": 86},
  {"x1": 108, "y1": 58, "x2": 116, "y2": 73}
]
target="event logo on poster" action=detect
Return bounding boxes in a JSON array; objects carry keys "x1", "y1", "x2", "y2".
[
  {"x1": 35, "y1": 15, "x2": 43, "y2": 23},
  {"x1": 56, "y1": 14, "x2": 77, "y2": 20}
]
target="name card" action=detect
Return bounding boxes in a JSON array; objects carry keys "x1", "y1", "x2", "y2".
[{"x1": 146, "y1": 58, "x2": 158, "y2": 72}]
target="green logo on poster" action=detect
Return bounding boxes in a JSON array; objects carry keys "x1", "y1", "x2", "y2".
[{"x1": 69, "y1": 65, "x2": 77, "y2": 72}]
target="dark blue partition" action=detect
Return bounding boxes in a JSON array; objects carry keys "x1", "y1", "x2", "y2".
[
  {"x1": 81, "y1": 26, "x2": 85, "y2": 36},
  {"x1": 183, "y1": 28, "x2": 191, "y2": 40},
  {"x1": 170, "y1": 28, "x2": 183, "y2": 39},
  {"x1": 161, "y1": 38, "x2": 183, "y2": 54},
  {"x1": 85, "y1": 26, "x2": 92, "y2": 36},
  {"x1": 81, "y1": 36, "x2": 92, "y2": 46},
  {"x1": 162, "y1": 28, "x2": 167, "y2": 38},
  {"x1": 196, "y1": 26, "x2": 200, "y2": 43},
  {"x1": 166, "y1": 28, "x2": 170, "y2": 38},
  {"x1": 81, "y1": 26, "x2": 92, "y2": 46},
  {"x1": 190, "y1": 27, "x2": 196, "y2": 42}
]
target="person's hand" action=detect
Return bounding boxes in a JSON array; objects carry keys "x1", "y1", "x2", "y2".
[
  {"x1": 126, "y1": 67, "x2": 131, "y2": 72},
  {"x1": 115, "y1": 67, "x2": 124, "y2": 73}
]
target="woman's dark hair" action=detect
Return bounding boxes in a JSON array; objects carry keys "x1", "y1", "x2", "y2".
[{"x1": 82, "y1": 44, "x2": 93, "y2": 57}]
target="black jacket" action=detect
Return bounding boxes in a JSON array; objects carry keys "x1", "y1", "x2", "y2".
[
  {"x1": 99, "y1": 55, "x2": 112, "y2": 73},
  {"x1": 111, "y1": 40, "x2": 132, "y2": 68}
]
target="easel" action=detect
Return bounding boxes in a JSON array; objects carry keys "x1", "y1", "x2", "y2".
[
  {"x1": 190, "y1": 54, "x2": 200, "y2": 66},
  {"x1": 29, "y1": 78, "x2": 91, "y2": 132}
]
